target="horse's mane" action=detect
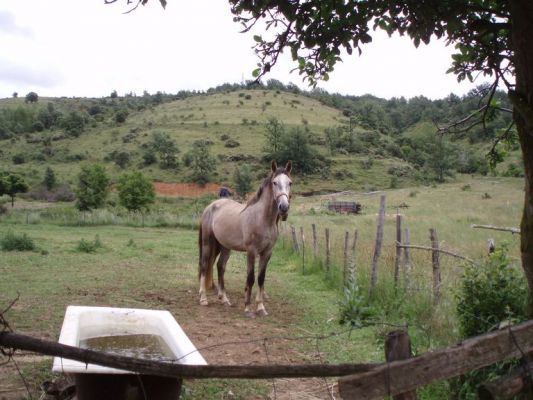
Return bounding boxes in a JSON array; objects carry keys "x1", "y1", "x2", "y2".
[{"x1": 242, "y1": 167, "x2": 288, "y2": 211}]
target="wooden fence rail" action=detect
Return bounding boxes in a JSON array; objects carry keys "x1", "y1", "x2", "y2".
[
  {"x1": 3, "y1": 321, "x2": 533, "y2": 398},
  {"x1": 0, "y1": 332, "x2": 375, "y2": 380},
  {"x1": 338, "y1": 319, "x2": 533, "y2": 399}
]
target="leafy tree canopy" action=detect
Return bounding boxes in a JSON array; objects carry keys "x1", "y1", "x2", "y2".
[
  {"x1": 117, "y1": 170, "x2": 155, "y2": 212},
  {"x1": 75, "y1": 164, "x2": 110, "y2": 211}
]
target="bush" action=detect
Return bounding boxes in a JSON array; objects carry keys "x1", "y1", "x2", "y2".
[
  {"x1": 12, "y1": 154, "x2": 25, "y2": 164},
  {"x1": 454, "y1": 246, "x2": 528, "y2": 397},
  {"x1": 224, "y1": 139, "x2": 240, "y2": 148},
  {"x1": 456, "y1": 246, "x2": 528, "y2": 338},
  {"x1": 1, "y1": 230, "x2": 36, "y2": 251},
  {"x1": 339, "y1": 277, "x2": 376, "y2": 327},
  {"x1": 76, "y1": 235, "x2": 103, "y2": 253}
]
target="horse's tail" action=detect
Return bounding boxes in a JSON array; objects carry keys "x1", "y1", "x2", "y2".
[
  {"x1": 198, "y1": 213, "x2": 215, "y2": 290},
  {"x1": 198, "y1": 223, "x2": 203, "y2": 281}
]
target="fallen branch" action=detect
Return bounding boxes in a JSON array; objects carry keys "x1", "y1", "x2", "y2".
[
  {"x1": 0, "y1": 332, "x2": 377, "y2": 379},
  {"x1": 396, "y1": 242, "x2": 475, "y2": 264},
  {"x1": 471, "y1": 224, "x2": 521, "y2": 234}
]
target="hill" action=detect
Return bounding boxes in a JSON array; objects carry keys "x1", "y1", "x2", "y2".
[{"x1": 0, "y1": 84, "x2": 522, "y2": 198}]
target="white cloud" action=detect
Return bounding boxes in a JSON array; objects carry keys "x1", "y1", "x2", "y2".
[{"x1": 0, "y1": 10, "x2": 33, "y2": 37}]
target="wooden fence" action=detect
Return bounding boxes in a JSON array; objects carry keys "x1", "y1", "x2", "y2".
[
  {"x1": 2, "y1": 319, "x2": 533, "y2": 399},
  {"x1": 286, "y1": 194, "x2": 475, "y2": 302}
]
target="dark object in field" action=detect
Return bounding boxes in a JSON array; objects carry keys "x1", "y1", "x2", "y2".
[
  {"x1": 328, "y1": 201, "x2": 361, "y2": 214},
  {"x1": 218, "y1": 186, "x2": 232, "y2": 198}
]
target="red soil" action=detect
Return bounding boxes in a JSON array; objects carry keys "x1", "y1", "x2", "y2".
[{"x1": 153, "y1": 182, "x2": 222, "y2": 198}]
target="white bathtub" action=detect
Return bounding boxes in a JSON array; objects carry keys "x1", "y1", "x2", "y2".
[{"x1": 52, "y1": 305, "x2": 206, "y2": 400}]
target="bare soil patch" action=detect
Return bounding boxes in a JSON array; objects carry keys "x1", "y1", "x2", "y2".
[{"x1": 154, "y1": 182, "x2": 222, "y2": 198}]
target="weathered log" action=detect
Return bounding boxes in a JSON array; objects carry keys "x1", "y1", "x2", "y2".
[
  {"x1": 0, "y1": 332, "x2": 377, "y2": 379},
  {"x1": 339, "y1": 320, "x2": 533, "y2": 399}
]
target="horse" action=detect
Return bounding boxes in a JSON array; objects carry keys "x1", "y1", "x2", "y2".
[{"x1": 198, "y1": 160, "x2": 292, "y2": 317}]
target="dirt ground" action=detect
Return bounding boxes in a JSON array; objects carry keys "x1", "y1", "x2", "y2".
[
  {"x1": 153, "y1": 182, "x2": 223, "y2": 198},
  {"x1": 0, "y1": 287, "x2": 339, "y2": 400}
]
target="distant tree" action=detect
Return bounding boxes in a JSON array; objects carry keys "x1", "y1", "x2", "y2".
[
  {"x1": 263, "y1": 117, "x2": 285, "y2": 157},
  {"x1": 115, "y1": 109, "x2": 128, "y2": 124},
  {"x1": 117, "y1": 170, "x2": 155, "y2": 212},
  {"x1": 149, "y1": 132, "x2": 180, "y2": 169},
  {"x1": 75, "y1": 164, "x2": 110, "y2": 211},
  {"x1": 61, "y1": 111, "x2": 86, "y2": 137},
  {"x1": 110, "y1": 90, "x2": 118, "y2": 99},
  {"x1": 1, "y1": 174, "x2": 28, "y2": 207},
  {"x1": 233, "y1": 165, "x2": 253, "y2": 199},
  {"x1": 266, "y1": 126, "x2": 325, "y2": 174},
  {"x1": 24, "y1": 92, "x2": 38, "y2": 103},
  {"x1": 188, "y1": 141, "x2": 216, "y2": 185},
  {"x1": 423, "y1": 134, "x2": 458, "y2": 183},
  {"x1": 142, "y1": 149, "x2": 157, "y2": 166},
  {"x1": 114, "y1": 151, "x2": 130, "y2": 169},
  {"x1": 12, "y1": 92, "x2": 18, "y2": 98},
  {"x1": 43, "y1": 167, "x2": 56, "y2": 190}
]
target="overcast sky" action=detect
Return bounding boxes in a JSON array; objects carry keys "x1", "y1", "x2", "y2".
[{"x1": 0, "y1": 1, "x2": 491, "y2": 100}]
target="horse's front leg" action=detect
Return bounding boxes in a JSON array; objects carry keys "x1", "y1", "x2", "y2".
[
  {"x1": 255, "y1": 250, "x2": 272, "y2": 317},
  {"x1": 244, "y1": 251, "x2": 256, "y2": 317}
]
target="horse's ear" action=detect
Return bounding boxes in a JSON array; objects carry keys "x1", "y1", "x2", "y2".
[
  {"x1": 285, "y1": 160, "x2": 292, "y2": 175},
  {"x1": 271, "y1": 160, "x2": 277, "y2": 173}
]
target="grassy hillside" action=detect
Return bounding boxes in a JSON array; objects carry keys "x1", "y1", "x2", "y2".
[{"x1": 0, "y1": 87, "x2": 522, "y2": 198}]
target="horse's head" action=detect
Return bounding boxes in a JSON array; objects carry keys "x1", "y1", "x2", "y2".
[{"x1": 271, "y1": 160, "x2": 292, "y2": 221}]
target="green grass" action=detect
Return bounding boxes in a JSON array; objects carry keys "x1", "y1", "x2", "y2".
[{"x1": 0, "y1": 175, "x2": 525, "y2": 399}]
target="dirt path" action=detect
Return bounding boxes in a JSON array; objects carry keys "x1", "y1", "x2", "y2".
[{"x1": 1, "y1": 287, "x2": 338, "y2": 399}]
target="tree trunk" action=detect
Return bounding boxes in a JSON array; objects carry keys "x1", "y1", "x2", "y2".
[{"x1": 509, "y1": 0, "x2": 533, "y2": 314}]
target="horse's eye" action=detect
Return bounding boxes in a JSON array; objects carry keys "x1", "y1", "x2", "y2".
[{"x1": 273, "y1": 181, "x2": 278, "y2": 186}]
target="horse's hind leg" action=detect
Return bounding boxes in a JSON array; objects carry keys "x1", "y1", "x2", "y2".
[
  {"x1": 199, "y1": 238, "x2": 220, "y2": 306},
  {"x1": 244, "y1": 251, "x2": 256, "y2": 317},
  {"x1": 255, "y1": 250, "x2": 272, "y2": 317},
  {"x1": 216, "y1": 247, "x2": 232, "y2": 306}
]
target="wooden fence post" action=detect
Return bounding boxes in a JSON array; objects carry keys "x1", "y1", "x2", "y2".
[
  {"x1": 291, "y1": 225, "x2": 300, "y2": 253},
  {"x1": 300, "y1": 227, "x2": 306, "y2": 274},
  {"x1": 404, "y1": 228, "x2": 412, "y2": 290},
  {"x1": 343, "y1": 231, "x2": 350, "y2": 285},
  {"x1": 370, "y1": 195, "x2": 386, "y2": 297},
  {"x1": 312, "y1": 223, "x2": 318, "y2": 259},
  {"x1": 394, "y1": 214, "x2": 402, "y2": 288},
  {"x1": 325, "y1": 228, "x2": 331, "y2": 272},
  {"x1": 385, "y1": 330, "x2": 417, "y2": 400},
  {"x1": 349, "y1": 230, "x2": 358, "y2": 282},
  {"x1": 430, "y1": 228, "x2": 441, "y2": 304}
]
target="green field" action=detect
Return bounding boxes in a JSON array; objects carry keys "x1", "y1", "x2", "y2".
[{"x1": 0, "y1": 175, "x2": 525, "y2": 399}]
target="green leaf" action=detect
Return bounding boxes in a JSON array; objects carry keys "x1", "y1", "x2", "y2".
[
  {"x1": 253, "y1": 35, "x2": 263, "y2": 43},
  {"x1": 252, "y1": 67, "x2": 261, "y2": 78}
]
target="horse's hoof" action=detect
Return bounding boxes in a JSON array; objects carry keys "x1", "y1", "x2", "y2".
[
  {"x1": 219, "y1": 298, "x2": 232, "y2": 307},
  {"x1": 256, "y1": 309, "x2": 268, "y2": 317},
  {"x1": 200, "y1": 299, "x2": 209, "y2": 306}
]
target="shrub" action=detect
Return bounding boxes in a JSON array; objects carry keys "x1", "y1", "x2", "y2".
[
  {"x1": 456, "y1": 246, "x2": 528, "y2": 338},
  {"x1": 453, "y1": 246, "x2": 528, "y2": 397},
  {"x1": 76, "y1": 235, "x2": 103, "y2": 253},
  {"x1": 1, "y1": 230, "x2": 36, "y2": 251},
  {"x1": 224, "y1": 139, "x2": 240, "y2": 148},
  {"x1": 12, "y1": 154, "x2": 25, "y2": 164},
  {"x1": 339, "y1": 277, "x2": 376, "y2": 327}
]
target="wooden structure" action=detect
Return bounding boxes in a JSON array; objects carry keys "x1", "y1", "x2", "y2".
[{"x1": 327, "y1": 200, "x2": 362, "y2": 214}]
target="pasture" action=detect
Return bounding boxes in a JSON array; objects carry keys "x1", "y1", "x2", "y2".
[{"x1": 0, "y1": 175, "x2": 525, "y2": 399}]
